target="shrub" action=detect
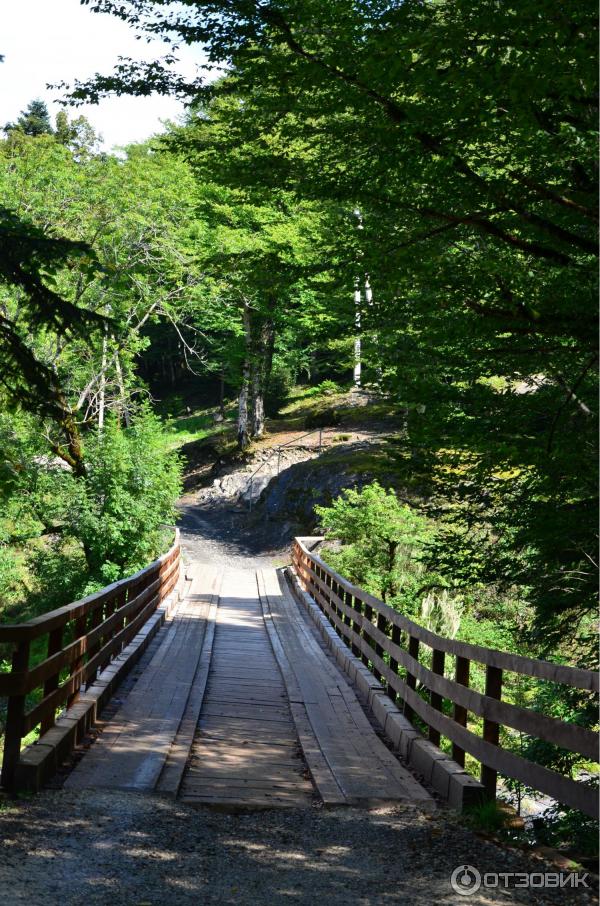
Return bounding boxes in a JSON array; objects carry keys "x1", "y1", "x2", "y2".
[
  {"x1": 316, "y1": 481, "x2": 441, "y2": 613},
  {"x1": 66, "y1": 410, "x2": 182, "y2": 577}
]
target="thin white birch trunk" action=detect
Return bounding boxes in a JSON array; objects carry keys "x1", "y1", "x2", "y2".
[
  {"x1": 98, "y1": 331, "x2": 107, "y2": 431},
  {"x1": 114, "y1": 349, "x2": 131, "y2": 428},
  {"x1": 353, "y1": 277, "x2": 362, "y2": 388}
]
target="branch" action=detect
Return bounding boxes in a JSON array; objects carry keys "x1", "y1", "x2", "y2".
[
  {"x1": 263, "y1": 11, "x2": 593, "y2": 263},
  {"x1": 546, "y1": 354, "x2": 597, "y2": 453}
]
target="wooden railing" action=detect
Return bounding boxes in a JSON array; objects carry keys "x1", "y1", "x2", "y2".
[
  {"x1": 0, "y1": 531, "x2": 181, "y2": 789},
  {"x1": 292, "y1": 537, "x2": 599, "y2": 818}
]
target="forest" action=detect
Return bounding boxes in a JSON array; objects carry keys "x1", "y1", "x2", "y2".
[{"x1": 0, "y1": 0, "x2": 597, "y2": 853}]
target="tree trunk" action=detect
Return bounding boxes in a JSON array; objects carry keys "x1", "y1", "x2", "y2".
[
  {"x1": 249, "y1": 314, "x2": 275, "y2": 439},
  {"x1": 353, "y1": 277, "x2": 362, "y2": 388},
  {"x1": 237, "y1": 299, "x2": 276, "y2": 448},
  {"x1": 238, "y1": 301, "x2": 252, "y2": 450},
  {"x1": 114, "y1": 348, "x2": 131, "y2": 428},
  {"x1": 219, "y1": 367, "x2": 226, "y2": 417},
  {"x1": 98, "y1": 331, "x2": 107, "y2": 430}
]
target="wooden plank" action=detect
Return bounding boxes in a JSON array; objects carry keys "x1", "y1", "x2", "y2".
[
  {"x1": 156, "y1": 568, "x2": 222, "y2": 795},
  {"x1": 258, "y1": 568, "x2": 433, "y2": 807},
  {"x1": 179, "y1": 567, "x2": 313, "y2": 808},
  {"x1": 65, "y1": 570, "x2": 209, "y2": 792},
  {"x1": 257, "y1": 571, "x2": 347, "y2": 806}
]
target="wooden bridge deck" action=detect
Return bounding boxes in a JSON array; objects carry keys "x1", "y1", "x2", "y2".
[
  {"x1": 180, "y1": 568, "x2": 313, "y2": 809},
  {"x1": 66, "y1": 562, "x2": 432, "y2": 810}
]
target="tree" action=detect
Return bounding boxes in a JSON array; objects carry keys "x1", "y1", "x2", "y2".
[
  {"x1": 164, "y1": 96, "x2": 348, "y2": 448},
  {"x1": 57, "y1": 0, "x2": 600, "y2": 637},
  {"x1": 55, "y1": 109, "x2": 100, "y2": 157},
  {"x1": 5, "y1": 98, "x2": 53, "y2": 136},
  {"x1": 0, "y1": 128, "x2": 198, "y2": 608}
]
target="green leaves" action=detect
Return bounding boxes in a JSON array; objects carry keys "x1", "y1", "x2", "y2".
[{"x1": 316, "y1": 482, "x2": 439, "y2": 612}]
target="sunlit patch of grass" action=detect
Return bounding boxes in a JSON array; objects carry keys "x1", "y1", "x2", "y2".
[{"x1": 159, "y1": 406, "x2": 237, "y2": 452}]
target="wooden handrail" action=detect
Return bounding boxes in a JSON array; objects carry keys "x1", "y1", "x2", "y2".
[
  {"x1": 292, "y1": 536, "x2": 599, "y2": 818},
  {"x1": 0, "y1": 531, "x2": 181, "y2": 790}
]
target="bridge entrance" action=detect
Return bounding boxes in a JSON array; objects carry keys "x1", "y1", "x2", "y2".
[{"x1": 64, "y1": 563, "x2": 432, "y2": 810}]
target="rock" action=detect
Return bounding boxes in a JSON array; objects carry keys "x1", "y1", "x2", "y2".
[{"x1": 240, "y1": 473, "x2": 271, "y2": 504}]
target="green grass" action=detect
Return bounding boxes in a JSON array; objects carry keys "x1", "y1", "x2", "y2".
[
  {"x1": 275, "y1": 385, "x2": 400, "y2": 433},
  {"x1": 159, "y1": 406, "x2": 237, "y2": 452}
]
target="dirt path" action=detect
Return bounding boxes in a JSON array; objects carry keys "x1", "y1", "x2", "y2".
[
  {"x1": 0, "y1": 790, "x2": 594, "y2": 905},
  {"x1": 177, "y1": 500, "x2": 291, "y2": 571}
]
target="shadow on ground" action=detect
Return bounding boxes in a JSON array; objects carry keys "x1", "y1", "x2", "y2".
[{"x1": 1, "y1": 790, "x2": 592, "y2": 906}]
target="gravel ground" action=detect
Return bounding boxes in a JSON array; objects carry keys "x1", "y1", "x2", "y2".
[
  {"x1": 177, "y1": 501, "x2": 291, "y2": 571},
  {"x1": 0, "y1": 791, "x2": 595, "y2": 906}
]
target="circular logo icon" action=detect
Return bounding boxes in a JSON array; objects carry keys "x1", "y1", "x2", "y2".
[{"x1": 451, "y1": 865, "x2": 482, "y2": 896}]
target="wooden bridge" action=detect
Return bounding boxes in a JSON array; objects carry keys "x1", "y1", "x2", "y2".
[{"x1": 0, "y1": 532, "x2": 597, "y2": 817}]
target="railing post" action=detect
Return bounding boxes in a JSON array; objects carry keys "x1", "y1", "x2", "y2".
[
  {"x1": 67, "y1": 613, "x2": 88, "y2": 708},
  {"x1": 100, "y1": 590, "x2": 119, "y2": 673},
  {"x1": 343, "y1": 589, "x2": 353, "y2": 629},
  {"x1": 373, "y1": 612, "x2": 387, "y2": 682},
  {"x1": 351, "y1": 596, "x2": 362, "y2": 658},
  {"x1": 429, "y1": 648, "x2": 446, "y2": 745},
  {"x1": 86, "y1": 603, "x2": 105, "y2": 688},
  {"x1": 481, "y1": 665, "x2": 503, "y2": 798},
  {"x1": 1, "y1": 639, "x2": 30, "y2": 790},
  {"x1": 403, "y1": 635, "x2": 420, "y2": 723},
  {"x1": 388, "y1": 623, "x2": 401, "y2": 703},
  {"x1": 41, "y1": 626, "x2": 64, "y2": 733},
  {"x1": 452, "y1": 656, "x2": 470, "y2": 766},
  {"x1": 362, "y1": 601, "x2": 373, "y2": 667}
]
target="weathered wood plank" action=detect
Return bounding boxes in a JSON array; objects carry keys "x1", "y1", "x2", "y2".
[
  {"x1": 258, "y1": 568, "x2": 433, "y2": 808},
  {"x1": 65, "y1": 568, "x2": 211, "y2": 791},
  {"x1": 179, "y1": 567, "x2": 314, "y2": 809}
]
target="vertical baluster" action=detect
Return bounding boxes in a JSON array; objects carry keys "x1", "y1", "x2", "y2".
[
  {"x1": 331, "y1": 577, "x2": 339, "y2": 621},
  {"x1": 373, "y1": 612, "x2": 387, "y2": 682},
  {"x1": 67, "y1": 612, "x2": 88, "y2": 707},
  {"x1": 117, "y1": 581, "x2": 132, "y2": 644},
  {"x1": 317, "y1": 565, "x2": 325, "y2": 612},
  {"x1": 429, "y1": 648, "x2": 446, "y2": 745},
  {"x1": 41, "y1": 626, "x2": 64, "y2": 733},
  {"x1": 1, "y1": 639, "x2": 31, "y2": 790},
  {"x1": 362, "y1": 601, "x2": 373, "y2": 667},
  {"x1": 100, "y1": 591, "x2": 118, "y2": 673},
  {"x1": 452, "y1": 656, "x2": 470, "y2": 766},
  {"x1": 403, "y1": 635, "x2": 420, "y2": 723},
  {"x1": 342, "y1": 588, "x2": 352, "y2": 647},
  {"x1": 351, "y1": 595, "x2": 362, "y2": 658},
  {"x1": 388, "y1": 623, "x2": 401, "y2": 703},
  {"x1": 86, "y1": 603, "x2": 104, "y2": 688},
  {"x1": 481, "y1": 664, "x2": 503, "y2": 798},
  {"x1": 343, "y1": 588, "x2": 353, "y2": 629},
  {"x1": 307, "y1": 556, "x2": 315, "y2": 598}
]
